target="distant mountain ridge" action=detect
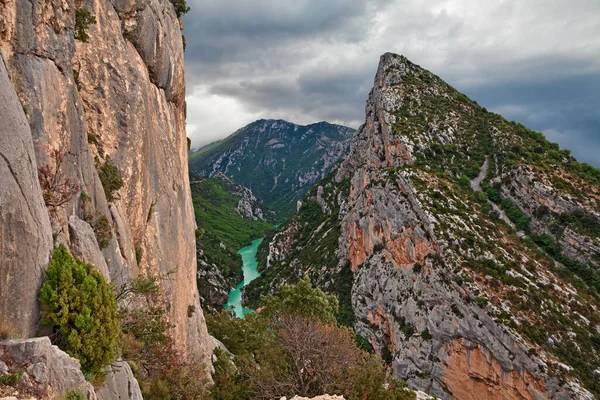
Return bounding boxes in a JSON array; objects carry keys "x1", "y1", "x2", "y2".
[{"x1": 189, "y1": 119, "x2": 356, "y2": 218}]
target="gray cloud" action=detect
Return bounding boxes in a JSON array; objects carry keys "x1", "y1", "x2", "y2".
[{"x1": 183, "y1": 0, "x2": 600, "y2": 167}]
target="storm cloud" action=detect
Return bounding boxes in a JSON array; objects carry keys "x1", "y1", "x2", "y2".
[{"x1": 183, "y1": 0, "x2": 600, "y2": 167}]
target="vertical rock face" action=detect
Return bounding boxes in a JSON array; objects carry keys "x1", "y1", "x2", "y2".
[
  {"x1": 0, "y1": 0, "x2": 211, "y2": 364},
  {"x1": 0, "y1": 54, "x2": 53, "y2": 337},
  {"x1": 251, "y1": 53, "x2": 600, "y2": 399}
]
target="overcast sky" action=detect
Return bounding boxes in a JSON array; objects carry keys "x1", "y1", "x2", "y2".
[{"x1": 183, "y1": 0, "x2": 600, "y2": 167}]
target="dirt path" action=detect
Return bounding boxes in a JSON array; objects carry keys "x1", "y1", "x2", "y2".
[
  {"x1": 471, "y1": 157, "x2": 488, "y2": 192},
  {"x1": 471, "y1": 156, "x2": 519, "y2": 232}
]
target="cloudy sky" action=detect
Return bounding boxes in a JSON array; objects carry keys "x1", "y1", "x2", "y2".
[{"x1": 183, "y1": 0, "x2": 600, "y2": 167}]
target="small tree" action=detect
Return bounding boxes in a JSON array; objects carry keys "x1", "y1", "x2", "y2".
[
  {"x1": 39, "y1": 245, "x2": 120, "y2": 381},
  {"x1": 260, "y1": 277, "x2": 339, "y2": 324},
  {"x1": 170, "y1": 0, "x2": 190, "y2": 17},
  {"x1": 74, "y1": 8, "x2": 96, "y2": 42},
  {"x1": 96, "y1": 156, "x2": 124, "y2": 202},
  {"x1": 38, "y1": 149, "x2": 80, "y2": 210}
]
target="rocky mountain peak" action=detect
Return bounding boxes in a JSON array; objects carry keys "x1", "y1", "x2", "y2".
[{"x1": 248, "y1": 52, "x2": 600, "y2": 399}]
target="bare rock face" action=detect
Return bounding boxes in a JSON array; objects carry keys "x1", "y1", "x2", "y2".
[
  {"x1": 68, "y1": 215, "x2": 110, "y2": 280},
  {"x1": 0, "y1": 337, "x2": 96, "y2": 399},
  {"x1": 0, "y1": 54, "x2": 53, "y2": 337},
  {"x1": 0, "y1": 0, "x2": 212, "y2": 375},
  {"x1": 96, "y1": 360, "x2": 143, "y2": 400}
]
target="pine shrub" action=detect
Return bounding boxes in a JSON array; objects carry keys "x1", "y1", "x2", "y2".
[{"x1": 39, "y1": 245, "x2": 120, "y2": 380}]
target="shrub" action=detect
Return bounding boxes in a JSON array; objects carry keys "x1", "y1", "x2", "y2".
[
  {"x1": 187, "y1": 304, "x2": 195, "y2": 318},
  {"x1": 412, "y1": 263, "x2": 423, "y2": 274},
  {"x1": 39, "y1": 245, "x2": 120, "y2": 380},
  {"x1": 135, "y1": 245, "x2": 143, "y2": 264},
  {"x1": 93, "y1": 214, "x2": 112, "y2": 249},
  {"x1": 120, "y1": 305, "x2": 210, "y2": 399},
  {"x1": 421, "y1": 328, "x2": 432, "y2": 340},
  {"x1": 474, "y1": 296, "x2": 489, "y2": 308},
  {"x1": 0, "y1": 372, "x2": 23, "y2": 386},
  {"x1": 96, "y1": 156, "x2": 124, "y2": 202},
  {"x1": 87, "y1": 133, "x2": 97, "y2": 144},
  {"x1": 501, "y1": 198, "x2": 530, "y2": 231},
  {"x1": 170, "y1": 0, "x2": 190, "y2": 16},
  {"x1": 260, "y1": 277, "x2": 339, "y2": 324},
  {"x1": 38, "y1": 149, "x2": 80, "y2": 210},
  {"x1": 206, "y1": 280, "x2": 416, "y2": 400},
  {"x1": 63, "y1": 390, "x2": 86, "y2": 400},
  {"x1": 74, "y1": 8, "x2": 96, "y2": 42},
  {"x1": 80, "y1": 193, "x2": 113, "y2": 249}
]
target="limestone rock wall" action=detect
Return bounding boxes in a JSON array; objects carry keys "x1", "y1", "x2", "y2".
[
  {"x1": 0, "y1": 0, "x2": 211, "y2": 364},
  {"x1": 0, "y1": 53, "x2": 53, "y2": 338}
]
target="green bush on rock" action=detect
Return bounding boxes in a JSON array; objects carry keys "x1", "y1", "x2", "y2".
[
  {"x1": 96, "y1": 156, "x2": 124, "y2": 203},
  {"x1": 39, "y1": 245, "x2": 120, "y2": 381},
  {"x1": 74, "y1": 8, "x2": 96, "y2": 43}
]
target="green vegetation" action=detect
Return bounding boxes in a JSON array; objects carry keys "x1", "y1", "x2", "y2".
[
  {"x1": 192, "y1": 178, "x2": 273, "y2": 284},
  {"x1": 93, "y1": 214, "x2": 112, "y2": 249},
  {"x1": 189, "y1": 121, "x2": 354, "y2": 219},
  {"x1": 207, "y1": 280, "x2": 415, "y2": 400},
  {"x1": 260, "y1": 278, "x2": 339, "y2": 324},
  {"x1": 530, "y1": 234, "x2": 600, "y2": 294},
  {"x1": 96, "y1": 156, "x2": 124, "y2": 202},
  {"x1": 135, "y1": 245, "x2": 143, "y2": 264},
  {"x1": 117, "y1": 273, "x2": 209, "y2": 399},
  {"x1": 553, "y1": 210, "x2": 600, "y2": 239},
  {"x1": 170, "y1": 0, "x2": 190, "y2": 17},
  {"x1": 74, "y1": 8, "x2": 96, "y2": 42},
  {"x1": 63, "y1": 390, "x2": 86, "y2": 400},
  {"x1": 39, "y1": 245, "x2": 120, "y2": 381},
  {"x1": 501, "y1": 198, "x2": 530, "y2": 231},
  {"x1": 80, "y1": 192, "x2": 113, "y2": 249},
  {"x1": 246, "y1": 174, "x2": 352, "y2": 325},
  {"x1": 0, "y1": 372, "x2": 23, "y2": 386}
]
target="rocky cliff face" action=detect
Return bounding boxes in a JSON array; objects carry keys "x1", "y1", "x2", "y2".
[
  {"x1": 0, "y1": 0, "x2": 211, "y2": 364},
  {"x1": 189, "y1": 119, "x2": 356, "y2": 219},
  {"x1": 248, "y1": 53, "x2": 600, "y2": 399}
]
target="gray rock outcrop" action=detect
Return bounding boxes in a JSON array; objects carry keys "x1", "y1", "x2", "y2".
[
  {"x1": 0, "y1": 337, "x2": 96, "y2": 399},
  {"x1": 96, "y1": 360, "x2": 142, "y2": 400},
  {"x1": 68, "y1": 215, "x2": 110, "y2": 280}
]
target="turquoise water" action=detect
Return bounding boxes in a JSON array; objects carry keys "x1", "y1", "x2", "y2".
[{"x1": 225, "y1": 238, "x2": 264, "y2": 318}]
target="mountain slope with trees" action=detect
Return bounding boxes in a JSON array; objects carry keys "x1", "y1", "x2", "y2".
[{"x1": 189, "y1": 120, "x2": 356, "y2": 219}]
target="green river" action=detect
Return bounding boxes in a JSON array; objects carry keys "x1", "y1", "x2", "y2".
[{"x1": 225, "y1": 237, "x2": 264, "y2": 318}]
